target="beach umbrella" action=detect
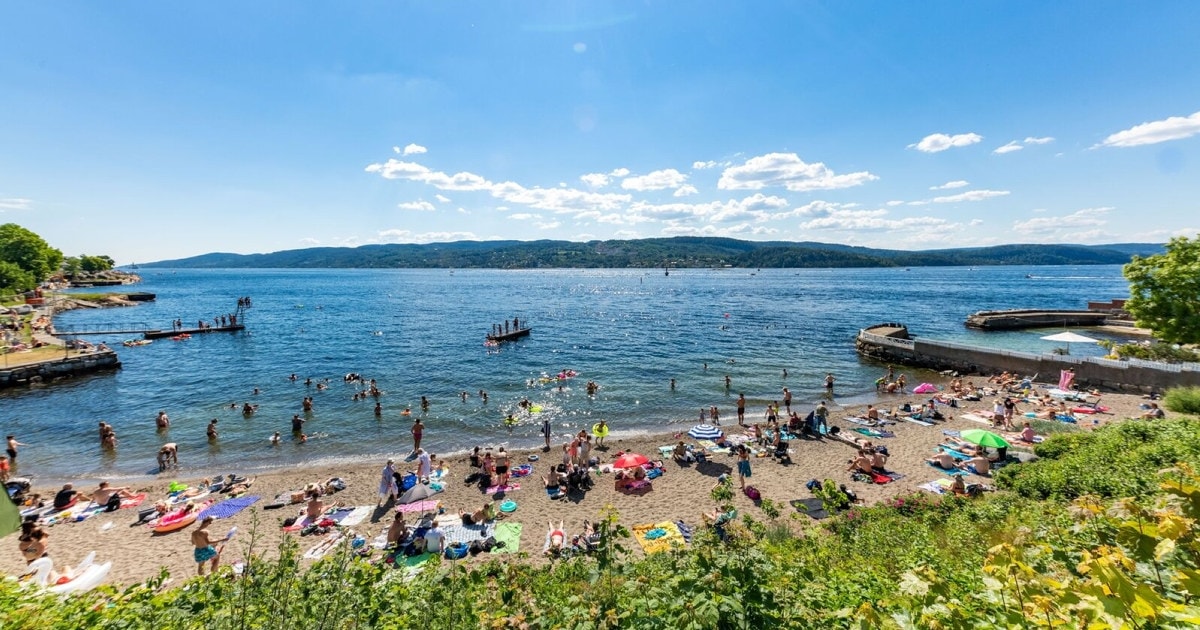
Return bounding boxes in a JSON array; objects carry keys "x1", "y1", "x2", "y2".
[
  {"x1": 398, "y1": 481, "x2": 442, "y2": 504},
  {"x1": 959, "y1": 429, "x2": 1010, "y2": 449},
  {"x1": 688, "y1": 424, "x2": 724, "y2": 440},
  {"x1": 1040, "y1": 331, "x2": 1098, "y2": 355},
  {"x1": 612, "y1": 452, "x2": 650, "y2": 469}
]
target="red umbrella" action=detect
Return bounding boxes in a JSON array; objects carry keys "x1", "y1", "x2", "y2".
[{"x1": 612, "y1": 452, "x2": 649, "y2": 469}]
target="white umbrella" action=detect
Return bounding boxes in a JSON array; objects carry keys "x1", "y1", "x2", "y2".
[
  {"x1": 1041, "y1": 331, "x2": 1098, "y2": 354},
  {"x1": 688, "y1": 424, "x2": 724, "y2": 440}
]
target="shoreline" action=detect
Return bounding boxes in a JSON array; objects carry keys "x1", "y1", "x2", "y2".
[{"x1": 2, "y1": 384, "x2": 1154, "y2": 587}]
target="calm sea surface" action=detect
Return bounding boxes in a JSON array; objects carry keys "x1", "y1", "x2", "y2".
[{"x1": 2, "y1": 266, "x2": 1133, "y2": 482}]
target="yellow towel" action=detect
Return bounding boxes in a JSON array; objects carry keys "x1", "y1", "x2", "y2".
[{"x1": 631, "y1": 521, "x2": 686, "y2": 554}]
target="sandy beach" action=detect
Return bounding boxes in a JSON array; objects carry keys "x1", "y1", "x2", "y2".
[{"x1": 1, "y1": 385, "x2": 1152, "y2": 586}]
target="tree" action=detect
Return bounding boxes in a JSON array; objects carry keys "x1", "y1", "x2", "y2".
[
  {"x1": 79, "y1": 254, "x2": 114, "y2": 273},
  {"x1": 0, "y1": 261, "x2": 36, "y2": 295},
  {"x1": 0, "y1": 223, "x2": 63, "y2": 282},
  {"x1": 1123, "y1": 234, "x2": 1200, "y2": 344}
]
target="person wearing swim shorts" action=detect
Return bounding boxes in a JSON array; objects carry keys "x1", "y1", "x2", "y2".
[
  {"x1": 495, "y1": 447, "x2": 510, "y2": 486},
  {"x1": 735, "y1": 445, "x2": 752, "y2": 489},
  {"x1": 411, "y1": 419, "x2": 424, "y2": 453},
  {"x1": 191, "y1": 516, "x2": 220, "y2": 576},
  {"x1": 736, "y1": 394, "x2": 746, "y2": 425},
  {"x1": 6, "y1": 435, "x2": 24, "y2": 463}
]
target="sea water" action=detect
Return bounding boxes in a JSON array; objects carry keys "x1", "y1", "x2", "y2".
[{"x1": 0, "y1": 265, "x2": 1132, "y2": 481}]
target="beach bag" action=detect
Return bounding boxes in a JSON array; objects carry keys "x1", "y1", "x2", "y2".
[
  {"x1": 481, "y1": 536, "x2": 498, "y2": 552},
  {"x1": 806, "y1": 479, "x2": 821, "y2": 492},
  {"x1": 468, "y1": 540, "x2": 484, "y2": 556},
  {"x1": 743, "y1": 486, "x2": 761, "y2": 500},
  {"x1": 327, "y1": 478, "x2": 346, "y2": 492},
  {"x1": 401, "y1": 473, "x2": 417, "y2": 491},
  {"x1": 104, "y1": 494, "x2": 122, "y2": 512}
]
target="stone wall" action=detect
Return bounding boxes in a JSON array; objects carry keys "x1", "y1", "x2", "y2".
[
  {"x1": 0, "y1": 350, "x2": 122, "y2": 389},
  {"x1": 856, "y1": 331, "x2": 1200, "y2": 393}
]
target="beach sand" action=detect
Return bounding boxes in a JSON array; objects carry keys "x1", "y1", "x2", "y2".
[{"x1": 1, "y1": 386, "x2": 1151, "y2": 586}]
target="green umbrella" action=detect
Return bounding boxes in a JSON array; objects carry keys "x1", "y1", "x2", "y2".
[{"x1": 960, "y1": 429, "x2": 1010, "y2": 449}]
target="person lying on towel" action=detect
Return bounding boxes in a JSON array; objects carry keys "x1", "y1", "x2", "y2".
[{"x1": 926, "y1": 448, "x2": 957, "y2": 470}]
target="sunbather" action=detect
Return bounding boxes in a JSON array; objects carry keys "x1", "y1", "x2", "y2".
[
  {"x1": 870, "y1": 448, "x2": 888, "y2": 471},
  {"x1": 546, "y1": 520, "x2": 566, "y2": 556},
  {"x1": 926, "y1": 448, "x2": 957, "y2": 470},
  {"x1": 672, "y1": 441, "x2": 693, "y2": 463},
  {"x1": 460, "y1": 502, "x2": 494, "y2": 525},
  {"x1": 1019, "y1": 422, "x2": 1036, "y2": 443},
  {"x1": 959, "y1": 455, "x2": 991, "y2": 476},
  {"x1": 846, "y1": 450, "x2": 873, "y2": 474},
  {"x1": 543, "y1": 466, "x2": 567, "y2": 493}
]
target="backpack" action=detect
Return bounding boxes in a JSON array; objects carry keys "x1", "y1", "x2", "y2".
[
  {"x1": 743, "y1": 486, "x2": 761, "y2": 501},
  {"x1": 481, "y1": 536, "x2": 498, "y2": 552},
  {"x1": 104, "y1": 494, "x2": 122, "y2": 512},
  {"x1": 805, "y1": 479, "x2": 821, "y2": 493},
  {"x1": 468, "y1": 540, "x2": 484, "y2": 556}
]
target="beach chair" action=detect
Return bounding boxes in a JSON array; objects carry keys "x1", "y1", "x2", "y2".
[{"x1": 772, "y1": 442, "x2": 792, "y2": 464}]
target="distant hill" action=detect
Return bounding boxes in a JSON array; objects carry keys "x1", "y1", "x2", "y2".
[{"x1": 140, "y1": 238, "x2": 1161, "y2": 269}]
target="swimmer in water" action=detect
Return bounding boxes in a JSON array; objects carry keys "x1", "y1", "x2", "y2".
[{"x1": 270, "y1": 432, "x2": 280, "y2": 445}]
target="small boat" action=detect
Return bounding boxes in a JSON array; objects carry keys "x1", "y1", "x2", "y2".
[
  {"x1": 171, "y1": 334, "x2": 191, "y2": 341},
  {"x1": 123, "y1": 339, "x2": 152, "y2": 347}
]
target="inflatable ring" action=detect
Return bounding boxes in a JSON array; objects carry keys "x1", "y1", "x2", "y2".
[
  {"x1": 528, "y1": 455, "x2": 540, "y2": 462},
  {"x1": 592, "y1": 423, "x2": 610, "y2": 438},
  {"x1": 500, "y1": 500, "x2": 518, "y2": 513}
]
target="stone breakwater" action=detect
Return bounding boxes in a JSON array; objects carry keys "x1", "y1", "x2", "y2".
[
  {"x1": 856, "y1": 324, "x2": 1200, "y2": 393},
  {"x1": 0, "y1": 349, "x2": 121, "y2": 389}
]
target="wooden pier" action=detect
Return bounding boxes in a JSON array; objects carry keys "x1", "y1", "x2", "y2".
[
  {"x1": 143, "y1": 325, "x2": 245, "y2": 340},
  {"x1": 964, "y1": 309, "x2": 1111, "y2": 330}
]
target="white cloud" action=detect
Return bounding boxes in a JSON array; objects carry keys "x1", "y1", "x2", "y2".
[
  {"x1": 299, "y1": 237, "x2": 320, "y2": 246},
  {"x1": 1098, "y1": 111, "x2": 1200, "y2": 148},
  {"x1": 435, "y1": 194, "x2": 451, "y2": 203},
  {"x1": 717, "y1": 152, "x2": 877, "y2": 192},
  {"x1": 799, "y1": 208, "x2": 949, "y2": 232},
  {"x1": 609, "y1": 167, "x2": 630, "y2": 177},
  {"x1": 397, "y1": 200, "x2": 436, "y2": 211},
  {"x1": 457, "y1": 207, "x2": 469, "y2": 214},
  {"x1": 692, "y1": 160, "x2": 718, "y2": 170},
  {"x1": 378, "y1": 229, "x2": 477, "y2": 243},
  {"x1": 0, "y1": 198, "x2": 32, "y2": 211},
  {"x1": 931, "y1": 189, "x2": 1010, "y2": 203},
  {"x1": 673, "y1": 184, "x2": 698, "y2": 197},
  {"x1": 613, "y1": 230, "x2": 641, "y2": 239},
  {"x1": 392, "y1": 146, "x2": 401, "y2": 154},
  {"x1": 402, "y1": 143, "x2": 428, "y2": 155},
  {"x1": 930, "y1": 180, "x2": 969, "y2": 190},
  {"x1": 509, "y1": 213, "x2": 541, "y2": 220},
  {"x1": 908, "y1": 132, "x2": 982, "y2": 153},
  {"x1": 365, "y1": 160, "x2": 495, "y2": 191},
  {"x1": 621, "y1": 169, "x2": 689, "y2": 191},
  {"x1": 580, "y1": 173, "x2": 610, "y2": 188},
  {"x1": 659, "y1": 222, "x2": 779, "y2": 238},
  {"x1": 993, "y1": 141, "x2": 1024, "y2": 154},
  {"x1": 886, "y1": 200, "x2": 906, "y2": 206},
  {"x1": 1024, "y1": 136, "x2": 1055, "y2": 145},
  {"x1": 534, "y1": 220, "x2": 561, "y2": 230},
  {"x1": 969, "y1": 219, "x2": 983, "y2": 226},
  {"x1": 1012, "y1": 207, "x2": 1112, "y2": 233}
]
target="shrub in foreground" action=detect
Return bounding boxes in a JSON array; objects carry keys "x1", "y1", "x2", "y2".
[{"x1": 1164, "y1": 386, "x2": 1200, "y2": 415}]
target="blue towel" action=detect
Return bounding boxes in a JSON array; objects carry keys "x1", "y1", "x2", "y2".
[
  {"x1": 198, "y1": 495, "x2": 260, "y2": 520},
  {"x1": 674, "y1": 520, "x2": 694, "y2": 543},
  {"x1": 942, "y1": 430, "x2": 960, "y2": 438}
]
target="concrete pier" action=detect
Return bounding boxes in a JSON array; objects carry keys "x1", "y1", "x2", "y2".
[{"x1": 0, "y1": 349, "x2": 122, "y2": 389}]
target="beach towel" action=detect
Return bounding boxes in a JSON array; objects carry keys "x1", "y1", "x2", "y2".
[
  {"x1": 913, "y1": 383, "x2": 939, "y2": 394},
  {"x1": 491, "y1": 522, "x2": 522, "y2": 554},
  {"x1": 1058, "y1": 370, "x2": 1074, "y2": 391},
  {"x1": 845, "y1": 417, "x2": 877, "y2": 427},
  {"x1": 938, "y1": 447, "x2": 972, "y2": 461},
  {"x1": 657, "y1": 445, "x2": 675, "y2": 457},
  {"x1": 853, "y1": 428, "x2": 895, "y2": 439},
  {"x1": 942, "y1": 430, "x2": 960, "y2": 438},
  {"x1": 725, "y1": 434, "x2": 753, "y2": 446},
  {"x1": 440, "y1": 522, "x2": 495, "y2": 546},
  {"x1": 790, "y1": 497, "x2": 830, "y2": 520},
  {"x1": 631, "y1": 522, "x2": 686, "y2": 554},
  {"x1": 918, "y1": 478, "x2": 954, "y2": 494},
  {"x1": 396, "y1": 499, "x2": 439, "y2": 514},
  {"x1": 198, "y1": 496, "x2": 260, "y2": 520},
  {"x1": 674, "y1": 520, "x2": 694, "y2": 544},
  {"x1": 927, "y1": 461, "x2": 964, "y2": 474},
  {"x1": 510, "y1": 464, "x2": 533, "y2": 479},
  {"x1": 338, "y1": 506, "x2": 371, "y2": 527},
  {"x1": 546, "y1": 486, "x2": 564, "y2": 500},
  {"x1": 485, "y1": 483, "x2": 520, "y2": 495},
  {"x1": 901, "y1": 416, "x2": 934, "y2": 427},
  {"x1": 304, "y1": 531, "x2": 346, "y2": 560},
  {"x1": 959, "y1": 413, "x2": 992, "y2": 425}
]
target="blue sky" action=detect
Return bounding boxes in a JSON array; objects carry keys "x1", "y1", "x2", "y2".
[{"x1": 1, "y1": 2, "x2": 1198, "y2": 264}]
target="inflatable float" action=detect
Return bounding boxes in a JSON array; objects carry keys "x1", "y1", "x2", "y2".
[
  {"x1": 153, "y1": 500, "x2": 212, "y2": 533},
  {"x1": 21, "y1": 552, "x2": 112, "y2": 595},
  {"x1": 592, "y1": 423, "x2": 610, "y2": 438}
]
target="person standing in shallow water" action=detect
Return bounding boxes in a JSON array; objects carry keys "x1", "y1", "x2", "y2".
[
  {"x1": 411, "y1": 418, "x2": 424, "y2": 453},
  {"x1": 737, "y1": 394, "x2": 746, "y2": 426}
]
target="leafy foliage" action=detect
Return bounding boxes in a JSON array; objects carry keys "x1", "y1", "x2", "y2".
[
  {"x1": 1099, "y1": 339, "x2": 1200, "y2": 363},
  {"x1": 1165, "y1": 386, "x2": 1200, "y2": 415},
  {"x1": 0, "y1": 223, "x2": 63, "y2": 291},
  {"x1": 995, "y1": 417, "x2": 1200, "y2": 500},
  {"x1": 1124, "y1": 233, "x2": 1200, "y2": 343}
]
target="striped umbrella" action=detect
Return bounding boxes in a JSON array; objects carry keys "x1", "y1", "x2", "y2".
[{"x1": 688, "y1": 424, "x2": 724, "y2": 440}]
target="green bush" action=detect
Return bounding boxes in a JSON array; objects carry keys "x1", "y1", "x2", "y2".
[
  {"x1": 1164, "y1": 386, "x2": 1200, "y2": 415},
  {"x1": 995, "y1": 417, "x2": 1200, "y2": 499}
]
